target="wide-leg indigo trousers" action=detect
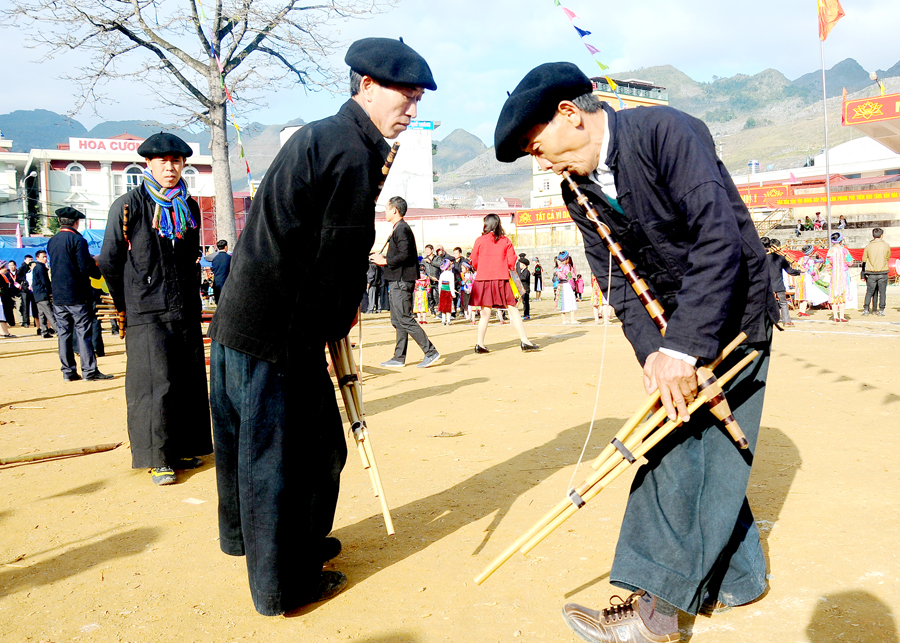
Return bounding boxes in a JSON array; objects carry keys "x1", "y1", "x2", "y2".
[
  {"x1": 610, "y1": 331, "x2": 771, "y2": 615},
  {"x1": 210, "y1": 341, "x2": 347, "y2": 616}
]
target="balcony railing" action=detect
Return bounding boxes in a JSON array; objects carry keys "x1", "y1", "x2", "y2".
[{"x1": 594, "y1": 83, "x2": 668, "y2": 102}]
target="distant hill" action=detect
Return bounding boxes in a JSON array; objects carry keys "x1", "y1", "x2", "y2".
[
  {"x1": 0, "y1": 109, "x2": 87, "y2": 152},
  {"x1": 791, "y1": 57, "x2": 872, "y2": 99},
  {"x1": 433, "y1": 128, "x2": 486, "y2": 174},
  {"x1": 3, "y1": 55, "x2": 900, "y2": 204}
]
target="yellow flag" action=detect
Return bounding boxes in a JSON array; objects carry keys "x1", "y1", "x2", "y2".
[{"x1": 605, "y1": 76, "x2": 618, "y2": 91}]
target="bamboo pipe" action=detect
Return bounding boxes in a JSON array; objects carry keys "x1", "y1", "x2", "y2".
[
  {"x1": 327, "y1": 336, "x2": 395, "y2": 535},
  {"x1": 474, "y1": 346, "x2": 758, "y2": 585},
  {"x1": 562, "y1": 170, "x2": 668, "y2": 334},
  {"x1": 518, "y1": 350, "x2": 760, "y2": 557}
]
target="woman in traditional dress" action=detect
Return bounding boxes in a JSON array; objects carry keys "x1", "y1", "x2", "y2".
[
  {"x1": 555, "y1": 251, "x2": 578, "y2": 324},
  {"x1": 795, "y1": 244, "x2": 828, "y2": 316},
  {"x1": 826, "y1": 232, "x2": 854, "y2": 322},
  {"x1": 469, "y1": 213, "x2": 539, "y2": 353},
  {"x1": 533, "y1": 258, "x2": 543, "y2": 300}
]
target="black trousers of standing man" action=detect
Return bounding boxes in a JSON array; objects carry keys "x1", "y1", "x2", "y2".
[{"x1": 388, "y1": 280, "x2": 436, "y2": 362}]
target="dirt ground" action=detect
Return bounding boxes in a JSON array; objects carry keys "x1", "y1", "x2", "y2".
[{"x1": 1, "y1": 288, "x2": 899, "y2": 643}]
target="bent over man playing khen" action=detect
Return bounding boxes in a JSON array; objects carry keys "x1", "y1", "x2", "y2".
[{"x1": 494, "y1": 63, "x2": 779, "y2": 643}]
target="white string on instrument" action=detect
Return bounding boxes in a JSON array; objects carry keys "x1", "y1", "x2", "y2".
[{"x1": 566, "y1": 250, "x2": 614, "y2": 495}]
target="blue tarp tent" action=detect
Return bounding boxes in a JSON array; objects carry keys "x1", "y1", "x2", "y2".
[{"x1": 0, "y1": 230, "x2": 106, "y2": 265}]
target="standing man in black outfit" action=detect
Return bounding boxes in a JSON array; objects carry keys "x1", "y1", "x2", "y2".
[
  {"x1": 205, "y1": 239, "x2": 231, "y2": 304},
  {"x1": 517, "y1": 254, "x2": 531, "y2": 319},
  {"x1": 99, "y1": 133, "x2": 212, "y2": 487},
  {"x1": 46, "y1": 207, "x2": 112, "y2": 382},
  {"x1": 16, "y1": 255, "x2": 35, "y2": 328},
  {"x1": 207, "y1": 38, "x2": 437, "y2": 616},
  {"x1": 30, "y1": 250, "x2": 54, "y2": 337},
  {"x1": 495, "y1": 63, "x2": 777, "y2": 643},
  {"x1": 372, "y1": 195, "x2": 440, "y2": 368}
]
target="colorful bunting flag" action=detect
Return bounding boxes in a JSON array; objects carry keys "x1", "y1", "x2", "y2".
[
  {"x1": 605, "y1": 76, "x2": 618, "y2": 91},
  {"x1": 554, "y1": 1, "x2": 612, "y2": 83},
  {"x1": 817, "y1": 0, "x2": 845, "y2": 41}
]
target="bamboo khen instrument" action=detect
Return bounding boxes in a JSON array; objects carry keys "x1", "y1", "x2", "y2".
[
  {"x1": 327, "y1": 336, "x2": 395, "y2": 535},
  {"x1": 116, "y1": 204, "x2": 130, "y2": 338},
  {"x1": 473, "y1": 172, "x2": 762, "y2": 585}
]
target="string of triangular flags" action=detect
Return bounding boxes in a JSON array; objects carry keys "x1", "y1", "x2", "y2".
[
  {"x1": 554, "y1": 1, "x2": 626, "y2": 109},
  {"x1": 195, "y1": 0, "x2": 256, "y2": 198}
]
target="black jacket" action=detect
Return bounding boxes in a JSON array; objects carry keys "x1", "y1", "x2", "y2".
[
  {"x1": 30, "y1": 262, "x2": 51, "y2": 301},
  {"x1": 517, "y1": 265, "x2": 531, "y2": 294},
  {"x1": 565, "y1": 103, "x2": 777, "y2": 365},
  {"x1": 383, "y1": 218, "x2": 419, "y2": 283},
  {"x1": 765, "y1": 252, "x2": 801, "y2": 293},
  {"x1": 15, "y1": 264, "x2": 31, "y2": 292},
  {"x1": 211, "y1": 251, "x2": 231, "y2": 289},
  {"x1": 99, "y1": 186, "x2": 203, "y2": 326},
  {"x1": 46, "y1": 226, "x2": 100, "y2": 306},
  {"x1": 208, "y1": 99, "x2": 391, "y2": 363}
]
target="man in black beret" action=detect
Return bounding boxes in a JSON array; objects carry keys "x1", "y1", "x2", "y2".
[
  {"x1": 99, "y1": 132, "x2": 212, "y2": 487},
  {"x1": 46, "y1": 207, "x2": 113, "y2": 381},
  {"x1": 495, "y1": 63, "x2": 778, "y2": 643},
  {"x1": 207, "y1": 37, "x2": 436, "y2": 616}
]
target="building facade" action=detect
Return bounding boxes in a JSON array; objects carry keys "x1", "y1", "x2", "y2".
[
  {"x1": 22, "y1": 134, "x2": 215, "y2": 234},
  {"x1": 0, "y1": 135, "x2": 32, "y2": 235}
]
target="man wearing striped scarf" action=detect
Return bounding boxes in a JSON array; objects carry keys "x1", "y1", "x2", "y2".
[{"x1": 99, "y1": 133, "x2": 212, "y2": 488}]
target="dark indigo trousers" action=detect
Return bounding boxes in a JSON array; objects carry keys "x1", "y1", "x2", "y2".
[
  {"x1": 209, "y1": 341, "x2": 347, "y2": 616},
  {"x1": 388, "y1": 281, "x2": 436, "y2": 361},
  {"x1": 610, "y1": 331, "x2": 771, "y2": 615},
  {"x1": 53, "y1": 303, "x2": 97, "y2": 377}
]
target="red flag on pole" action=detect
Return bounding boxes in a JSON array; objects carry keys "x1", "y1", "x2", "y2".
[
  {"x1": 818, "y1": 0, "x2": 845, "y2": 41},
  {"x1": 15, "y1": 224, "x2": 22, "y2": 248}
]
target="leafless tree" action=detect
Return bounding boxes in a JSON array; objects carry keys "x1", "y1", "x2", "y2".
[{"x1": 3, "y1": 0, "x2": 392, "y2": 244}]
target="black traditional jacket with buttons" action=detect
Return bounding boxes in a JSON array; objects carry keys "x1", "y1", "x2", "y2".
[
  {"x1": 564, "y1": 103, "x2": 778, "y2": 366},
  {"x1": 208, "y1": 99, "x2": 392, "y2": 363},
  {"x1": 98, "y1": 186, "x2": 203, "y2": 327}
]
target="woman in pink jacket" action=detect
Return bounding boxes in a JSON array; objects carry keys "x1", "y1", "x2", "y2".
[{"x1": 469, "y1": 214, "x2": 539, "y2": 353}]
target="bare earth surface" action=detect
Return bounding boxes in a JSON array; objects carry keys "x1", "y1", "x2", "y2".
[{"x1": 1, "y1": 291, "x2": 899, "y2": 643}]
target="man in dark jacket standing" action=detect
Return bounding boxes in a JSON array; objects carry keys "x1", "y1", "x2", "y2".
[
  {"x1": 372, "y1": 195, "x2": 440, "y2": 368},
  {"x1": 207, "y1": 38, "x2": 437, "y2": 616},
  {"x1": 763, "y1": 238, "x2": 801, "y2": 327},
  {"x1": 517, "y1": 254, "x2": 531, "y2": 319},
  {"x1": 46, "y1": 207, "x2": 112, "y2": 382},
  {"x1": 30, "y1": 250, "x2": 54, "y2": 337},
  {"x1": 15, "y1": 256, "x2": 34, "y2": 327},
  {"x1": 495, "y1": 63, "x2": 778, "y2": 643},
  {"x1": 99, "y1": 133, "x2": 212, "y2": 487},
  {"x1": 205, "y1": 239, "x2": 231, "y2": 304}
]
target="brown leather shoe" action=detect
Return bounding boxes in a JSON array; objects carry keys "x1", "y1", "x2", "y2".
[{"x1": 562, "y1": 594, "x2": 679, "y2": 643}]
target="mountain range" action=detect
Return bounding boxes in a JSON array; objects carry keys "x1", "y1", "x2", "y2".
[{"x1": 2, "y1": 57, "x2": 898, "y2": 206}]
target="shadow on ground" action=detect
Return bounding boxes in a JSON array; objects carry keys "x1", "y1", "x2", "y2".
[{"x1": 0, "y1": 527, "x2": 162, "y2": 596}]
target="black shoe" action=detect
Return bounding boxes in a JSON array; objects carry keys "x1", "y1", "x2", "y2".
[
  {"x1": 85, "y1": 371, "x2": 114, "y2": 381},
  {"x1": 36, "y1": 328, "x2": 42, "y2": 335},
  {"x1": 521, "y1": 342, "x2": 540, "y2": 352},
  {"x1": 64, "y1": 373, "x2": 82, "y2": 382},
  {"x1": 321, "y1": 537, "x2": 342, "y2": 562},
  {"x1": 43, "y1": 332, "x2": 53, "y2": 339},
  {"x1": 474, "y1": 344, "x2": 490, "y2": 354},
  {"x1": 309, "y1": 571, "x2": 347, "y2": 603},
  {"x1": 176, "y1": 457, "x2": 203, "y2": 470}
]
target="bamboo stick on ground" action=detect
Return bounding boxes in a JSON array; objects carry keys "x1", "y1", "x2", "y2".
[{"x1": 0, "y1": 442, "x2": 122, "y2": 466}]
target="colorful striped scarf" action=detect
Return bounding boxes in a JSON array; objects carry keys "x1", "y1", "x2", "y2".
[{"x1": 142, "y1": 169, "x2": 196, "y2": 239}]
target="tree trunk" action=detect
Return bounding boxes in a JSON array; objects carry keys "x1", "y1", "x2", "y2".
[{"x1": 208, "y1": 75, "x2": 237, "y2": 247}]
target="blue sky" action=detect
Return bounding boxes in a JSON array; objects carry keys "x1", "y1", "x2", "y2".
[{"x1": 1, "y1": 0, "x2": 899, "y2": 145}]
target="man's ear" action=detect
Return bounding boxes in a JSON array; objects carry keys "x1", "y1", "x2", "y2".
[{"x1": 557, "y1": 101, "x2": 584, "y2": 128}]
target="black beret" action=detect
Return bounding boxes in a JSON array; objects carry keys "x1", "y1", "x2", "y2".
[
  {"x1": 55, "y1": 206, "x2": 86, "y2": 220},
  {"x1": 345, "y1": 37, "x2": 436, "y2": 91},
  {"x1": 137, "y1": 133, "x2": 193, "y2": 159},
  {"x1": 494, "y1": 62, "x2": 594, "y2": 163}
]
